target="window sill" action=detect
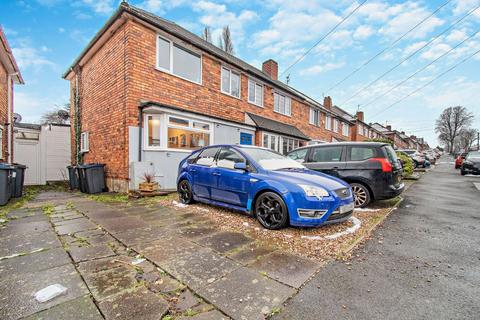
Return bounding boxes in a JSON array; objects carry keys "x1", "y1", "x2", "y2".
[
  {"x1": 154, "y1": 67, "x2": 202, "y2": 86},
  {"x1": 248, "y1": 101, "x2": 263, "y2": 108},
  {"x1": 220, "y1": 90, "x2": 242, "y2": 101},
  {"x1": 273, "y1": 110, "x2": 291, "y2": 117}
]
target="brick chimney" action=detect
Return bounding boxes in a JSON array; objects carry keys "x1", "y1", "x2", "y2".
[
  {"x1": 386, "y1": 125, "x2": 392, "y2": 131},
  {"x1": 323, "y1": 96, "x2": 332, "y2": 109},
  {"x1": 410, "y1": 135, "x2": 417, "y2": 139},
  {"x1": 401, "y1": 131, "x2": 405, "y2": 135},
  {"x1": 356, "y1": 111, "x2": 364, "y2": 122},
  {"x1": 262, "y1": 59, "x2": 278, "y2": 80}
]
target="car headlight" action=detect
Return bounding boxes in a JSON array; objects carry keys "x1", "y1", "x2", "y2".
[{"x1": 299, "y1": 184, "x2": 330, "y2": 199}]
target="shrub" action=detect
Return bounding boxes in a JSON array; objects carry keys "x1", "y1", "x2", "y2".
[{"x1": 396, "y1": 152, "x2": 414, "y2": 177}]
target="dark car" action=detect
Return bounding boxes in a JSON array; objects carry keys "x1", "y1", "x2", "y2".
[
  {"x1": 461, "y1": 151, "x2": 480, "y2": 175},
  {"x1": 287, "y1": 142, "x2": 404, "y2": 207}
]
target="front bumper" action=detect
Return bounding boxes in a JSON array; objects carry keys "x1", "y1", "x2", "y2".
[
  {"x1": 462, "y1": 165, "x2": 480, "y2": 175},
  {"x1": 286, "y1": 192, "x2": 354, "y2": 227}
]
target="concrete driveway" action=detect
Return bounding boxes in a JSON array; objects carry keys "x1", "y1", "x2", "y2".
[{"x1": 275, "y1": 157, "x2": 480, "y2": 320}]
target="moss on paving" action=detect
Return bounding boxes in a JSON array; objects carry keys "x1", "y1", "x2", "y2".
[{"x1": 88, "y1": 193, "x2": 130, "y2": 203}]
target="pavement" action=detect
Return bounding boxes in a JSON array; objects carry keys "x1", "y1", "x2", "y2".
[
  {"x1": 276, "y1": 156, "x2": 480, "y2": 320},
  {"x1": 1, "y1": 155, "x2": 478, "y2": 319}
]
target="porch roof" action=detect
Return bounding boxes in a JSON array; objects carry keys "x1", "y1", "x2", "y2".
[{"x1": 246, "y1": 113, "x2": 310, "y2": 141}]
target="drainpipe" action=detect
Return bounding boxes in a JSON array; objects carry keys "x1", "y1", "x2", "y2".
[
  {"x1": 73, "y1": 68, "x2": 82, "y2": 164},
  {"x1": 6, "y1": 73, "x2": 18, "y2": 163},
  {"x1": 138, "y1": 106, "x2": 143, "y2": 162}
]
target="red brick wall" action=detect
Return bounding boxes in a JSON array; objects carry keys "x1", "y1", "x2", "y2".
[
  {"x1": 69, "y1": 20, "x2": 129, "y2": 189},
  {"x1": 0, "y1": 61, "x2": 9, "y2": 162}
]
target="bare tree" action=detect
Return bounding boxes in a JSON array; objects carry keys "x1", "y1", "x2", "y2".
[
  {"x1": 40, "y1": 103, "x2": 70, "y2": 124},
  {"x1": 458, "y1": 128, "x2": 478, "y2": 151},
  {"x1": 435, "y1": 106, "x2": 474, "y2": 153},
  {"x1": 200, "y1": 26, "x2": 212, "y2": 43},
  {"x1": 218, "y1": 26, "x2": 234, "y2": 55}
]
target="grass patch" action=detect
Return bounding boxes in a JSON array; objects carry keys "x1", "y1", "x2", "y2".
[
  {"x1": 88, "y1": 193, "x2": 129, "y2": 203},
  {"x1": 0, "y1": 186, "x2": 40, "y2": 220},
  {"x1": 42, "y1": 203, "x2": 55, "y2": 216}
]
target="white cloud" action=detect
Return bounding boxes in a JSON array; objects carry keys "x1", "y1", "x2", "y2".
[
  {"x1": 81, "y1": 0, "x2": 115, "y2": 15},
  {"x1": 11, "y1": 41, "x2": 56, "y2": 71},
  {"x1": 300, "y1": 62, "x2": 345, "y2": 75},
  {"x1": 421, "y1": 43, "x2": 452, "y2": 60},
  {"x1": 446, "y1": 29, "x2": 467, "y2": 43},
  {"x1": 353, "y1": 25, "x2": 374, "y2": 40},
  {"x1": 138, "y1": 0, "x2": 164, "y2": 14},
  {"x1": 58, "y1": 27, "x2": 65, "y2": 33}
]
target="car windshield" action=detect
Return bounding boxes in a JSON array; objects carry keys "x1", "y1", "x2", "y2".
[{"x1": 240, "y1": 147, "x2": 306, "y2": 171}]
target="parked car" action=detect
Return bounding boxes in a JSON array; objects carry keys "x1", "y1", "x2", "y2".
[
  {"x1": 397, "y1": 149, "x2": 426, "y2": 168},
  {"x1": 287, "y1": 142, "x2": 404, "y2": 208},
  {"x1": 177, "y1": 145, "x2": 354, "y2": 229},
  {"x1": 461, "y1": 151, "x2": 480, "y2": 175},
  {"x1": 423, "y1": 151, "x2": 436, "y2": 165},
  {"x1": 455, "y1": 152, "x2": 468, "y2": 169}
]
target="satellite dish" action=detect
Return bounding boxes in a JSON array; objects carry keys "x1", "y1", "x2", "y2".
[{"x1": 13, "y1": 113, "x2": 22, "y2": 123}]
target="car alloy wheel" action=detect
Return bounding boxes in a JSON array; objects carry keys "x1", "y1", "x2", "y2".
[
  {"x1": 255, "y1": 192, "x2": 288, "y2": 230},
  {"x1": 178, "y1": 180, "x2": 194, "y2": 204},
  {"x1": 350, "y1": 183, "x2": 371, "y2": 208}
]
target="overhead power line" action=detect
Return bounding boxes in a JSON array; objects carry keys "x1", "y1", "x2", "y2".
[
  {"x1": 340, "y1": 4, "x2": 480, "y2": 106},
  {"x1": 279, "y1": 0, "x2": 368, "y2": 78},
  {"x1": 361, "y1": 26, "x2": 480, "y2": 109},
  {"x1": 326, "y1": 0, "x2": 454, "y2": 92},
  {"x1": 371, "y1": 47, "x2": 480, "y2": 119}
]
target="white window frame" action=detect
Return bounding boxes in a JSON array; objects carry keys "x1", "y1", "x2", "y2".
[
  {"x1": 156, "y1": 35, "x2": 202, "y2": 85},
  {"x1": 325, "y1": 115, "x2": 332, "y2": 130},
  {"x1": 333, "y1": 118, "x2": 339, "y2": 132},
  {"x1": 358, "y1": 124, "x2": 363, "y2": 136},
  {"x1": 342, "y1": 123, "x2": 350, "y2": 137},
  {"x1": 247, "y1": 78, "x2": 264, "y2": 107},
  {"x1": 309, "y1": 108, "x2": 320, "y2": 126},
  {"x1": 80, "y1": 132, "x2": 89, "y2": 153},
  {"x1": 273, "y1": 92, "x2": 291, "y2": 116},
  {"x1": 262, "y1": 132, "x2": 301, "y2": 154},
  {"x1": 143, "y1": 113, "x2": 213, "y2": 153},
  {"x1": 221, "y1": 66, "x2": 241, "y2": 99},
  {"x1": 0, "y1": 127, "x2": 3, "y2": 159}
]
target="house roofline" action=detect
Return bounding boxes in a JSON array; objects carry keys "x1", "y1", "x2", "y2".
[{"x1": 0, "y1": 25, "x2": 24, "y2": 84}]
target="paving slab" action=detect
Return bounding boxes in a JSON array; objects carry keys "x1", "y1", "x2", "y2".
[
  {"x1": 0, "y1": 220, "x2": 51, "y2": 238},
  {"x1": 248, "y1": 252, "x2": 320, "y2": 288},
  {"x1": 0, "y1": 231, "x2": 61, "y2": 257},
  {"x1": 77, "y1": 256, "x2": 132, "y2": 274},
  {"x1": 6, "y1": 209, "x2": 42, "y2": 220},
  {"x1": 0, "y1": 264, "x2": 89, "y2": 320},
  {"x1": 85, "y1": 210, "x2": 128, "y2": 221},
  {"x1": 176, "y1": 310, "x2": 229, "y2": 320},
  {"x1": 227, "y1": 243, "x2": 277, "y2": 265},
  {"x1": 22, "y1": 296, "x2": 103, "y2": 320},
  {"x1": 114, "y1": 226, "x2": 172, "y2": 247},
  {"x1": 196, "y1": 231, "x2": 254, "y2": 253},
  {"x1": 97, "y1": 216, "x2": 149, "y2": 233},
  {"x1": 68, "y1": 243, "x2": 116, "y2": 263},
  {"x1": 197, "y1": 266, "x2": 296, "y2": 320},
  {"x1": 138, "y1": 236, "x2": 202, "y2": 265},
  {"x1": 0, "y1": 247, "x2": 70, "y2": 280},
  {"x1": 82, "y1": 266, "x2": 138, "y2": 301},
  {"x1": 178, "y1": 225, "x2": 218, "y2": 239},
  {"x1": 140, "y1": 270, "x2": 185, "y2": 294},
  {"x1": 162, "y1": 248, "x2": 240, "y2": 291},
  {"x1": 98, "y1": 287, "x2": 169, "y2": 320},
  {"x1": 55, "y1": 219, "x2": 98, "y2": 235},
  {"x1": 172, "y1": 289, "x2": 200, "y2": 312}
]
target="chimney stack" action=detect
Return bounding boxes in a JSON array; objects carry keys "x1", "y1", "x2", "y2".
[
  {"x1": 356, "y1": 111, "x2": 364, "y2": 122},
  {"x1": 323, "y1": 96, "x2": 332, "y2": 109},
  {"x1": 262, "y1": 59, "x2": 278, "y2": 80},
  {"x1": 386, "y1": 125, "x2": 392, "y2": 131}
]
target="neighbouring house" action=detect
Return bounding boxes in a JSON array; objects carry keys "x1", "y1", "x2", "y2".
[
  {"x1": 62, "y1": 3, "x2": 371, "y2": 191},
  {"x1": 14, "y1": 123, "x2": 71, "y2": 185},
  {"x1": 371, "y1": 123, "x2": 410, "y2": 149},
  {"x1": 0, "y1": 25, "x2": 24, "y2": 163}
]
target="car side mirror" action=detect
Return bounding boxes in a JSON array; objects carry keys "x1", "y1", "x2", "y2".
[{"x1": 234, "y1": 162, "x2": 247, "y2": 170}]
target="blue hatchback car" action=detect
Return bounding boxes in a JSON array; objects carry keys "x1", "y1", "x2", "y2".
[{"x1": 177, "y1": 145, "x2": 355, "y2": 229}]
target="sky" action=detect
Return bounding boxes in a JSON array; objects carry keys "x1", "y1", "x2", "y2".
[{"x1": 1, "y1": 0, "x2": 480, "y2": 147}]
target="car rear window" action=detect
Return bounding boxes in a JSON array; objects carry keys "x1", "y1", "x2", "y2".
[
  {"x1": 349, "y1": 147, "x2": 375, "y2": 161},
  {"x1": 383, "y1": 145, "x2": 399, "y2": 164},
  {"x1": 311, "y1": 146, "x2": 343, "y2": 162}
]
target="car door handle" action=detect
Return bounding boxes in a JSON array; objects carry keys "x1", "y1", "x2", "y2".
[
  {"x1": 332, "y1": 166, "x2": 339, "y2": 170},
  {"x1": 212, "y1": 172, "x2": 221, "y2": 176}
]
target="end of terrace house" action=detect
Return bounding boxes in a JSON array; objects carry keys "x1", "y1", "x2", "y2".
[{"x1": 63, "y1": 2, "x2": 384, "y2": 192}]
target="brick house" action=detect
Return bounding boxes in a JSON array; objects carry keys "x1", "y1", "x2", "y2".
[
  {"x1": 371, "y1": 123, "x2": 410, "y2": 149},
  {"x1": 0, "y1": 26, "x2": 24, "y2": 163},
  {"x1": 63, "y1": 3, "x2": 357, "y2": 192}
]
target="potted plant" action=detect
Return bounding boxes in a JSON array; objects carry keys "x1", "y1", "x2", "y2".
[{"x1": 138, "y1": 172, "x2": 159, "y2": 192}]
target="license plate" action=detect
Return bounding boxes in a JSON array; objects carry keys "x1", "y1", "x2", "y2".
[{"x1": 339, "y1": 202, "x2": 354, "y2": 214}]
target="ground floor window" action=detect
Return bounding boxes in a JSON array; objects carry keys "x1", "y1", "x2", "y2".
[
  {"x1": 144, "y1": 113, "x2": 212, "y2": 151},
  {"x1": 262, "y1": 132, "x2": 301, "y2": 154}
]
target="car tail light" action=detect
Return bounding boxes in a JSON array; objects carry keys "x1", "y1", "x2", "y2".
[{"x1": 369, "y1": 158, "x2": 393, "y2": 172}]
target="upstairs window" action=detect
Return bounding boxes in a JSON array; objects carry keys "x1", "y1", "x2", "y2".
[
  {"x1": 309, "y1": 108, "x2": 320, "y2": 126},
  {"x1": 157, "y1": 36, "x2": 201, "y2": 84},
  {"x1": 333, "y1": 118, "x2": 339, "y2": 132},
  {"x1": 248, "y1": 79, "x2": 263, "y2": 106},
  {"x1": 325, "y1": 115, "x2": 332, "y2": 130},
  {"x1": 342, "y1": 123, "x2": 350, "y2": 136},
  {"x1": 221, "y1": 67, "x2": 241, "y2": 98},
  {"x1": 274, "y1": 92, "x2": 291, "y2": 116}
]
